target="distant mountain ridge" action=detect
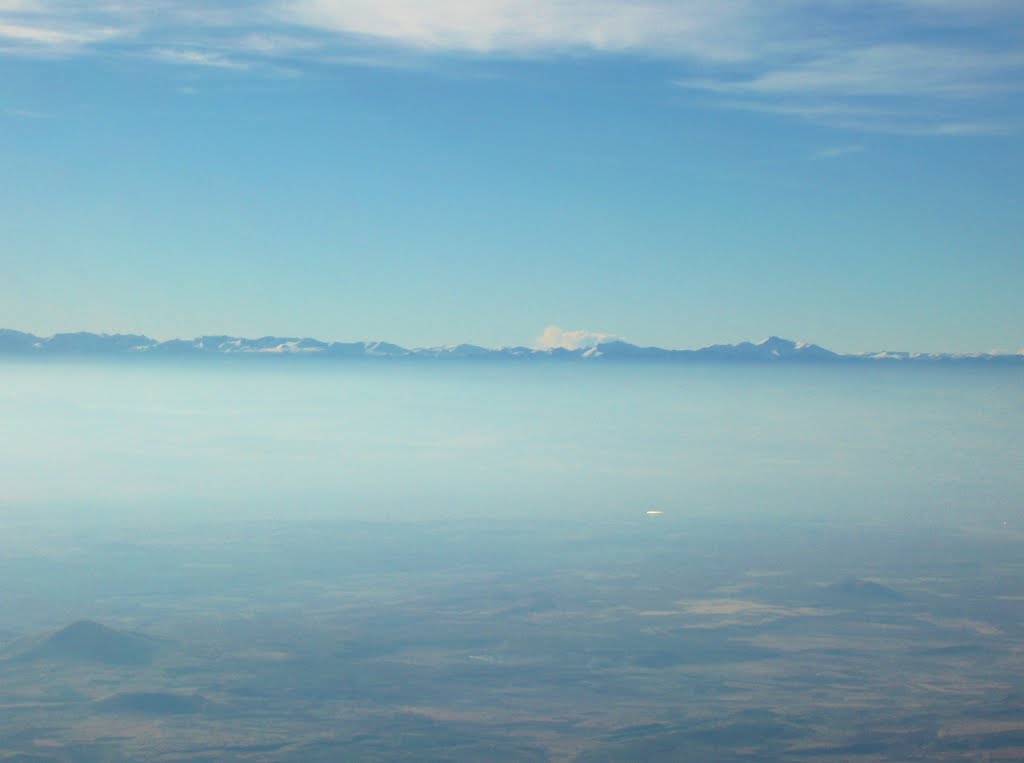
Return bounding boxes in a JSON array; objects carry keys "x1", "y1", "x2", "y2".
[{"x1": 0, "y1": 329, "x2": 1020, "y2": 363}]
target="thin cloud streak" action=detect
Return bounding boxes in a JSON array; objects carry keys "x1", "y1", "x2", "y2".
[
  {"x1": 3, "y1": 107, "x2": 51, "y2": 118},
  {"x1": 0, "y1": 18, "x2": 123, "y2": 54},
  {"x1": 683, "y1": 45, "x2": 1024, "y2": 99},
  {"x1": 707, "y1": 96, "x2": 1018, "y2": 137},
  {"x1": 149, "y1": 47, "x2": 250, "y2": 70}
]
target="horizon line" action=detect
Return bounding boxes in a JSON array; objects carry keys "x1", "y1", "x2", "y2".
[{"x1": 1, "y1": 328, "x2": 1022, "y2": 361}]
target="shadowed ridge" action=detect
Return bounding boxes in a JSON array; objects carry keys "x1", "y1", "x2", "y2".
[
  {"x1": 44, "y1": 332, "x2": 156, "y2": 353},
  {"x1": 585, "y1": 340, "x2": 675, "y2": 359},
  {"x1": 0, "y1": 328, "x2": 37, "y2": 352}
]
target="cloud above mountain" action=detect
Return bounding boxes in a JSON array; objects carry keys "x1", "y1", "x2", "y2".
[{"x1": 535, "y1": 326, "x2": 617, "y2": 351}]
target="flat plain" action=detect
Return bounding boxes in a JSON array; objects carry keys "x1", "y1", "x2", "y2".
[{"x1": 2, "y1": 516, "x2": 1023, "y2": 762}]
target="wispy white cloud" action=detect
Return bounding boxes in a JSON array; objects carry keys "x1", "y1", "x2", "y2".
[
  {"x1": 3, "y1": 107, "x2": 51, "y2": 118},
  {"x1": 150, "y1": 47, "x2": 249, "y2": 70},
  {"x1": 895, "y1": 0, "x2": 1022, "y2": 14},
  {"x1": 229, "y1": 31, "x2": 322, "y2": 56},
  {"x1": 535, "y1": 325, "x2": 617, "y2": 351},
  {"x1": 712, "y1": 98, "x2": 1016, "y2": 136},
  {"x1": 0, "y1": 0, "x2": 1021, "y2": 135},
  {"x1": 0, "y1": 18, "x2": 123, "y2": 54},
  {"x1": 0, "y1": 1, "x2": 51, "y2": 9},
  {"x1": 276, "y1": 0, "x2": 762, "y2": 61},
  {"x1": 925, "y1": 121, "x2": 1015, "y2": 136},
  {"x1": 683, "y1": 45, "x2": 1024, "y2": 99},
  {"x1": 687, "y1": 41, "x2": 1024, "y2": 135}
]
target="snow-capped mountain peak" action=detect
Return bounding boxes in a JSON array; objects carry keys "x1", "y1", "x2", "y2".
[{"x1": 0, "y1": 330, "x2": 1017, "y2": 364}]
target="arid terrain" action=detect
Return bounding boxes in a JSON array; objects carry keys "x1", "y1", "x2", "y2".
[{"x1": 2, "y1": 517, "x2": 1023, "y2": 761}]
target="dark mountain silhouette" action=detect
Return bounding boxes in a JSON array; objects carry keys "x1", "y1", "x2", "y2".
[{"x1": 10, "y1": 620, "x2": 158, "y2": 666}]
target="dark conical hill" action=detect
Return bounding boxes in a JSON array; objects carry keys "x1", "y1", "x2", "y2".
[{"x1": 14, "y1": 620, "x2": 157, "y2": 665}]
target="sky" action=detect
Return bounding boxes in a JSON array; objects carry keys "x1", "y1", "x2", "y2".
[{"x1": 1, "y1": 0, "x2": 1022, "y2": 353}]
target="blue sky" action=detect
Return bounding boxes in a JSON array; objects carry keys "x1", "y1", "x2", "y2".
[{"x1": 1, "y1": 1, "x2": 1022, "y2": 353}]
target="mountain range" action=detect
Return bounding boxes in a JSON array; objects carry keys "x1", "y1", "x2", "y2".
[{"x1": 0, "y1": 330, "x2": 1020, "y2": 363}]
